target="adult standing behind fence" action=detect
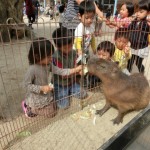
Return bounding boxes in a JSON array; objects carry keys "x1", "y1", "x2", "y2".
[
  {"x1": 25, "y1": 0, "x2": 35, "y2": 29},
  {"x1": 32, "y1": 0, "x2": 40, "y2": 22},
  {"x1": 62, "y1": 0, "x2": 103, "y2": 31}
]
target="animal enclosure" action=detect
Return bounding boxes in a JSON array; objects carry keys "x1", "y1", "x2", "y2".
[{"x1": 0, "y1": 13, "x2": 150, "y2": 150}]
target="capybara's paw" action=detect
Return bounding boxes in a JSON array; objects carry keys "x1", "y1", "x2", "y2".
[
  {"x1": 95, "y1": 109, "x2": 104, "y2": 116},
  {"x1": 112, "y1": 117, "x2": 123, "y2": 125}
]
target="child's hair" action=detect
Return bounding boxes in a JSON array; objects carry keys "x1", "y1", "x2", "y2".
[
  {"x1": 59, "y1": 5, "x2": 65, "y2": 13},
  {"x1": 114, "y1": 28, "x2": 129, "y2": 41},
  {"x1": 97, "y1": 41, "x2": 115, "y2": 57},
  {"x1": 28, "y1": 37, "x2": 55, "y2": 65},
  {"x1": 121, "y1": 2, "x2": 134, "y2": 17},
  {"x1": 52, "y1": 27, "x2": 73, "y2": 48},
  {"x1": 138, "y1": 0, "x2": 149, "y2": 11},
  {"x1": 79, "y1": 0, "x2": 96, "y2": 16}
]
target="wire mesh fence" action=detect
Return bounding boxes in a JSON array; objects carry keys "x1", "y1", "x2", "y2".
[{"x1": 0, "y1": 12, "x2": 150, "y2": 150}]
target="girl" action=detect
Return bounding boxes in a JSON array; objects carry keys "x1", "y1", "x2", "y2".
[
  {"x1": 127, "y1": 0, "x2": 149, "y2": 73},
  {"x1": 106, "y1": 2, "x2": 134, "y2": 28},
  {"x1": 22, "y1": 37, "x2": 56, "y2": 118},
  {"x1": 113, "y1": 28, "x2": 131, "y2": 75}
]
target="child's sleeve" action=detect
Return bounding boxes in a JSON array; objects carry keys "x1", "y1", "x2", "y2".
[
  {"x1": 52, "y1": 64, "x2": 70, "y2": 76},
  {"x1": 74, "y1": 24, "x2": 83, "y2": 54},
  {"x1": 127, "y1": 50, "x2": 132, "y2": 59},
  {"x1": 91, "y1": 35, "x2": 96, "y2": 54},
  {"x1": 74, "y1": 37, "x2": 82, "y2": 51},
  {"x1": 52, "y1": 57, "x2": 73, "y2": 77},
  {"x1": 113, "y1": 52, "x2": 120, "y2": 63},
  {"x1": 24, "y1": 67, "x2": 41, "y2": 94}
]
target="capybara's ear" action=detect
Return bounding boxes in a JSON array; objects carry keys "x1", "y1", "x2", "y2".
[
  {"x1": 112, "y1": 67, "x2": 117, "y2": 73},
  {"x1": 111, "y1": 66, "x2": 118, "y2": 76}
]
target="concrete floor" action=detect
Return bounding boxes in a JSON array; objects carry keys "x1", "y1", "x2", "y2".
[{"x1": 0, "y1": 15, "x2": 150, "y2": 150}]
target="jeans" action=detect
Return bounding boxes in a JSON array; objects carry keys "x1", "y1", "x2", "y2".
[{"x1": 54, "y1": 83, "x2": 87, "y2": 109}]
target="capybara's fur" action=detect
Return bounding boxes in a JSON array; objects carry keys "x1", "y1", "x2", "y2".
[{"x1": 87, "y1": 58, "x2": 150, "y2": 124}]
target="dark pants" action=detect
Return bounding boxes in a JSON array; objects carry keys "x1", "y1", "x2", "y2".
[
  {"x1": 127, "y1": 54, "x2": 144, "y2": 73},
  {"x1": 27, "y1": 14, "x2": 35, "y2": 26}
]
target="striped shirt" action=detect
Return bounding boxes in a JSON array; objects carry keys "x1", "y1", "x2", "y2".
[
  {"x1": 62, "y1": 0, "x2": 79, "y2": 29},
  {"x1": 64, "y1": 0, "x2": 79, "y2": 19}
]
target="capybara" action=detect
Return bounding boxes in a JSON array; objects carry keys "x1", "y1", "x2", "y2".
[{"x1": 87, "y1": 58, "x2": 150, "y2": 124}]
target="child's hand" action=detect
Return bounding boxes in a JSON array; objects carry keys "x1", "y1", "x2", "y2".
[
  {"x1": 78, "y1": 51, "x2": 83, "y2": 56},
  {"x1": 124, "y1": 42, "x2": 131, "y2": 56},
  {"x1": 105, "y1": 19, "x2": 110, "y2": 25},
  {"x1": 77, "y1": 65, "x2": 88, "y2": 76},
  {"x1": 75, "y1": 65, "x2": 83, "y2": 73},
  {"x1": 146, "y1": 15, "x2": 150, "y2": 26},
  {"x1": 41, "y1": 85, "x2": 53, "y2": 94}
]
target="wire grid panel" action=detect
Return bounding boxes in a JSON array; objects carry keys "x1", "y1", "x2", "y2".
[{"x1": 0, "y1": 16, "x2": 150, "y2": 150}]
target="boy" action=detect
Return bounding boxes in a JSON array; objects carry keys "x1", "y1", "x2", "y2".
[
  {"x1": 74, "y1": 0, "x2": 96, "y2": 58},
  {"x1": 52, "y1": 27, "x2": 87, "y2": 109},
  {"x1": 97, "y1": 41, "x2": 115, "y2": 60},
  {"x1": 113, "y1": 28, "x2": 131, "y2": 75},
  {"x1": 74, "y1": 0, "x2": 96, "y2": 87}
]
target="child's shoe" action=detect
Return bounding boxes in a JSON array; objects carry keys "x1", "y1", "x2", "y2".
[{"x1": 21, "y1": 101, "x2": 37, "y2": 118}]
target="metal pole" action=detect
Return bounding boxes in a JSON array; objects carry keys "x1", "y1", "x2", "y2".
[
  {"x1": 113, "y1": 0, "x2": 118, "y2": 17},
  {"x1": 44, "y1": 0, "x2": 46, "y2": 8}
]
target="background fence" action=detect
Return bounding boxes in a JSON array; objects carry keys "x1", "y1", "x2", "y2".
[{"x1": 0, "y1": 14, "x2": 150, "y2": 150}]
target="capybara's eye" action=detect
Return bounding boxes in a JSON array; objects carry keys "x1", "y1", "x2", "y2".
[{"x1": 101, "y1": 65, "x2": 105, "y2": 68}]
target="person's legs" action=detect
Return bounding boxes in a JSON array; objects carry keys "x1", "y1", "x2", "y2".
[
  {"x1": 27, "y1": 14, "x2": 35, "y2": 29},
  {"x1": 31, "y1": 14, "x2": 35, "y2": 23},
  {"x1": 135, "y1": 56, "x2": 144, "y2": 73},
  {"x1": 35, "y1": 9, "x2": 38, "y2": 22},
  {"x1": 127, "y1": 54, "x2": 136, "y2": 72},
  {"x1": 59, "y1": 23, "x2": 62, "y2": 28},
  {"x1": 70, "y1": 82, "x2": 87, "y2": 99},
  {"x1": 21, "y1": 100, "x2": 37, "y2": 118},
  {"x1": 27, "y1": 15, "x2": 32, "y2": 26},
  {"x1": 54, "y1": 84, "x2": 70, "y2": 109},
  {"x1": 31, "y1": 101, "x2": 57, "y2": 118}
]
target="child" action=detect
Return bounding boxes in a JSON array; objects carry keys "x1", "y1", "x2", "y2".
[
  {"x1": 146, "y1": 13, "x2": 150, "y2": 44},
  {"x1": 127, "y1": 0, "x2": 149, "y2": 73},
  {"x1": 74, "y1": 0, "x2": 96, "y2": 57},
  {"x1": 88, "y1": 41, "x2": 115, "y2": 87},
  {"x1": 52, "y1": 27, "x2": 87, "y2": 109},
  {"x1": 113, "y1": 28, "x2": 131, "y2": 75},
  {"x1": 97, "y1": 41, "x2": 115, "y2": 60},
  {"x1": 59, "y1": 5, "x2": 65, "y2": 28},
  {"x1": 74, "y1": 0, "x2": 96, "y2": 87},
  {"x1": 106, "y1": 2, "x2": 134, "y2": 28},
  {"x1": 22, "y1": 37, "x2": 56, "y2": 118}
]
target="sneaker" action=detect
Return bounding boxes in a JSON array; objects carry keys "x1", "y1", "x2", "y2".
[{"x1": 21, "y1": 101, "x2": 37, "y2": 118}]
